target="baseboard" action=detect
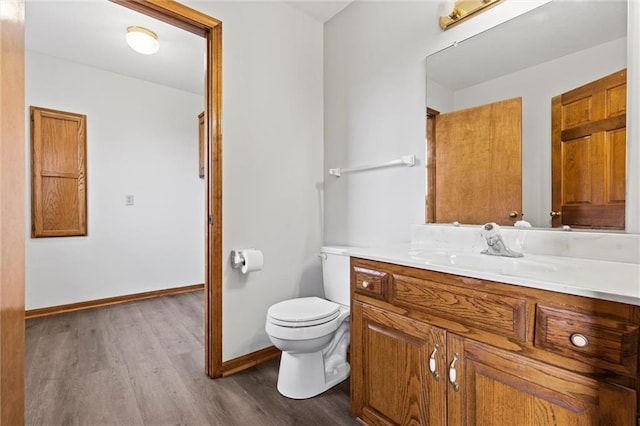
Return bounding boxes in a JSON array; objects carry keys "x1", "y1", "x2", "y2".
[
  {"x1": 221, "y1": 346, "x2": 281, "y2": 377},
  {"x1": 25, "y1": 283, "x2": 204, "y2": 319}
]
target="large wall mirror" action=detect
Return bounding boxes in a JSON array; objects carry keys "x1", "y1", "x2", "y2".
[{"x1": 425, "y1": 0, "x2": 629, "y2": 230}]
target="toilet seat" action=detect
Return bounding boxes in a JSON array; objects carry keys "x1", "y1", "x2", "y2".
[{"x1": 267, "y1": 297, "x2": 339, "y2": 327}]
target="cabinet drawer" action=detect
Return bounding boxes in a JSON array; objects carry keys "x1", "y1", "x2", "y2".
[
  {"x1": 535, "y1": 305, "x2": 639, "y2": 376},
  {"x1": 392, "y1": 273, "x2": 528, "y2": 341},
  {"x1": 353, "y1": 266, "x2": 388, "y2": 300}
]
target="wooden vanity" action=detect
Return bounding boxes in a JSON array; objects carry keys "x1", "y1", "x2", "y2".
[{"x1": 350, "y1": 257, "x2": 640, "y2": 425}]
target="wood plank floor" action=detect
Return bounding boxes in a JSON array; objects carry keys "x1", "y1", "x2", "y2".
[{"x1": 25, "y1": 291, "x2": 358, "y2": 425}]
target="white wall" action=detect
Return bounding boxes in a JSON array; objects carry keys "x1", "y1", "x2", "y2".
[
  {"x1": 25, "y1": 51, "x2": 205, "y2": 309},
  {"x1": 325, "y1": 0, "x2": 640, "y2": 244},
  {"x1": 444, "y1": 38, "x2": 626, "y2": 227},
  {"x1": 183, "y1": 1, "x2": 325, "y2": 361}
]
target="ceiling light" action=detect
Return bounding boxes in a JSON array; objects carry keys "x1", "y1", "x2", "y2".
[{"x1": 126, "y1": 26, "x2": 159, "y2": 55}]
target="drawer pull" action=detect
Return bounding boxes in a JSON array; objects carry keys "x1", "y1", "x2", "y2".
[
  {"x1": 429, "y1": 344, "x2": 440, "y2": 381},
  {"x1": 449, "y1": 353, "x2": 460, "y2": 392},
  {"x1": 570, "y1": 333, "x2": 589, "y2": 348},
  {"x1": 362, "y1": 280, "x2": 371, "y2": 289}
]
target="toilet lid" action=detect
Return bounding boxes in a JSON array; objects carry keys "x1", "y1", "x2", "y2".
[{"x1": 267, "y1": 297, "x2": 340, "y2": 327}]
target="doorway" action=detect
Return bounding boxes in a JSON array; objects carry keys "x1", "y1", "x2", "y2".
[{"x1": 106, "y1": 0, "x2": 224, "y2": 379}]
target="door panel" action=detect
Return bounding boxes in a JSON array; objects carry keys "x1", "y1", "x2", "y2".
[
  {"x1": 434, "y1": 97, "x2": 522, "y2": 225},
  {"x1": 608, "y1": 128, "x2": 626, "y2": 203}
]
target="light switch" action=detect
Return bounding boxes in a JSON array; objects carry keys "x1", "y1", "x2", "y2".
[{"x1": 125, "y1": 195, "x2": 134, "y2": 206}]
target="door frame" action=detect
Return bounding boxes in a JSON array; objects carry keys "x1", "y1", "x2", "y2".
[
  {"x1": 0, "y1": 1, "x2": 27, "y2": 423},
  {"x1": 110, "y1": 0, "x2": 224, "y2": 379},
  {"x1": 426, "y1": 107, "x2": 439, "y2": 223}
]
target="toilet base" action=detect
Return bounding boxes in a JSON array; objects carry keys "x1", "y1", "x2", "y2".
[{"x1": 276, "y1": 350, "x2": 350, "y2": 399}]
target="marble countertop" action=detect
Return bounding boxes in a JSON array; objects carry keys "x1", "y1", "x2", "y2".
[{"x1": 347, "y1": 244, "x2": 640, "y2": 306}]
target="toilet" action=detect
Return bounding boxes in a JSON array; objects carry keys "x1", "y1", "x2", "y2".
[{"x1": 265, "y1": 246, "x2": 350, "y2": 399}]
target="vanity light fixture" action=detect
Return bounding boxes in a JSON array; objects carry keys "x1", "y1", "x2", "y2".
[
  {"x1": 439, "y1": 0, "x2": 502, "y2": 30},
  {"x1": 126, "y1": 26, "x2": 159, "y2": 55}
]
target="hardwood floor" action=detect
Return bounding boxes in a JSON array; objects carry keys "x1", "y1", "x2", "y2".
[{"x1": 25, "y1": 291, "x2": 358, "y2": 425}]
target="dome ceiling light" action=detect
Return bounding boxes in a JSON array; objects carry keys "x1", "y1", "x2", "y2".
[{"x1": 126, "y1": 26, "x2": 159, "y2": 55}]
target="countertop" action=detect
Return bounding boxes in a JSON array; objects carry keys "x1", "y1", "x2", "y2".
[{"x1": 347, "y1": 244, "x2": 640, "y2": 306}]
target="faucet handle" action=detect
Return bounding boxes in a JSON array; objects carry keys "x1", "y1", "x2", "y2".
[{"x1": 482, "y1": 222, "x2": 499, "y2": 232}]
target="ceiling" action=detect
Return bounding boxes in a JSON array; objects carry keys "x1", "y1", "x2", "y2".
[
  {"x1": 285, "y1": 1, "x2": 351, "y2": 23},
  {"x1": 25, "y1": 1, "x2": 351, "y2": 96}
]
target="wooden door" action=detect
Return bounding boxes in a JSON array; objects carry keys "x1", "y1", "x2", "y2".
[
  {"x1": 351, "y1": 302, "x2": 446, "y2": 425},
  {"x1": 433, "y1": 98, "x2": 522, "y2": 225},
  {"x1": 551, "y1": 69, "x2": 626, "y2": 229},
  {"x1": 30, "y1": 106, "x2": 87, "y2": 237},
  {"x1": 447, "y1": 336, "x2": 636, "y2": 425}
]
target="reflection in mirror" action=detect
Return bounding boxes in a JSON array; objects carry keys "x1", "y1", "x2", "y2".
[{"x1": 425, "y1": 0, "x2": 627, "y2": 229}]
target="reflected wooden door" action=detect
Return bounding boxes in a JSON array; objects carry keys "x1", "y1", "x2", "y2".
[
  {"x1": 433, "y1": 98, "x2": 522, "y2": 225},
  {"x1": 551, "y1": 69, "x2": 626, "y2": 229}
]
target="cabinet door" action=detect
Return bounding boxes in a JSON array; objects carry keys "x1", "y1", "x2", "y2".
[
  {"x1": 447, "y1": 335, "x2": 637, "y2": 426},
  {"x1": 351, "y1": 302, "x2": 446, "y2": 425}
]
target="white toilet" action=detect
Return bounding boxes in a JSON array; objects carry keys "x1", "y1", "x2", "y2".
[{"x1": 265, "y1": 246, "x2": 350, "y2": 399}]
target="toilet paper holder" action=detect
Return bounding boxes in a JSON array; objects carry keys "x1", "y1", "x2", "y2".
[
  {"x1": 230, "y1": 250, "x2": 245, "y2": 269},
  {"x1": 230, "y1": 248, "x2": 264, "y2": 273}
]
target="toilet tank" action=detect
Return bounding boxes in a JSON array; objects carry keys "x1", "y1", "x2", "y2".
[{"x1": 321, "y1": 246, "x2": 351, "y2": 306}]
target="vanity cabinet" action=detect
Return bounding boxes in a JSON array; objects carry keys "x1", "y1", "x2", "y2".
[{"x1": 350, "y1": 258, "x2": 639, "y2": 425}]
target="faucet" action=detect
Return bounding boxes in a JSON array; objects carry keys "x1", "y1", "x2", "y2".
[{"x1": 480, "y1": 223, "x2": 523, "y2": 258}]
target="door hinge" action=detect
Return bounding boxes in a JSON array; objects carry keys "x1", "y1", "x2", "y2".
[{"x1": 208, "y1": 214, "x2": 213, "y2": 225}]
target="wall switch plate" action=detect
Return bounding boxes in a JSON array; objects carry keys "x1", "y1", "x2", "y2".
[{"x1": 125, "y1": 195, "x2": 134, "y2": 206}]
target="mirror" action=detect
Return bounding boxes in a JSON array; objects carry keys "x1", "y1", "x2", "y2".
[{"x1": 426, "y1": 0, "x2": 628, "y2": 229}]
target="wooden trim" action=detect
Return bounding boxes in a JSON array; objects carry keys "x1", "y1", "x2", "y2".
[
  {"x1": 110, "y1": 0, "x2": 220, "y2": 36},
  {"x1": 561, "y1": 115, "x2": 626, "y2": 141},
  {"x1": 221, "y1": 346, "x2": 281, "y2": 377},
  {"x1": 111, "y1": 0, "x2": 224, "y2": 379},
  {"x1": 551, "y1": 95, "x2": 562, "y2": 228},
  {"x1": 0, "y1": 2, "x2": 26, "y2": 423},
  {"x1": 426, "y1": 107, "x2": 439, "y2": 223},
  {"x1": 206, "y1": 22, "x2": 224, "y2": 379},
  {"x1": 25, "y1": 284, "x2": 204, "y2": 319}
]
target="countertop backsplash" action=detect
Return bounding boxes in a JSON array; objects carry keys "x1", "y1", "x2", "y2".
[{"x1": 411, "y1": 224, "x2": 640, "y2": 265}]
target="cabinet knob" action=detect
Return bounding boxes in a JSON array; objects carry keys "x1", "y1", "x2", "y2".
[
  {"x1": 362, "y1": 280, "x2": 371, "y2": 289},
  {"x1": 570, "y1": 333, "x2": 589, "y2": 348},
  {"x1": 509, "y1": 211, "x2": 519, "y2": 218},
  {"x1": 550, "y1": 211, "x2": 562, "y2": 217}
]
